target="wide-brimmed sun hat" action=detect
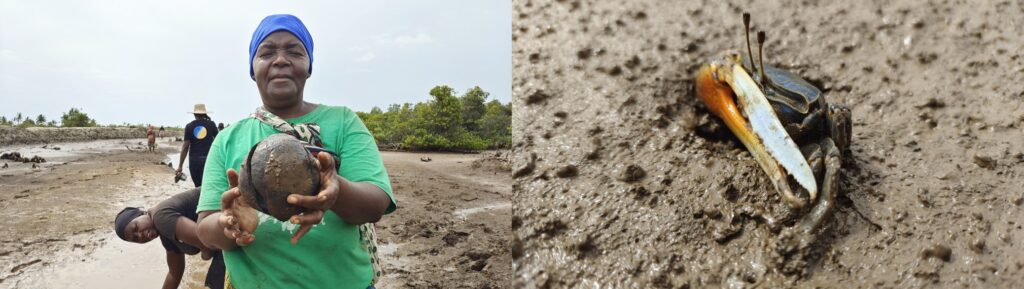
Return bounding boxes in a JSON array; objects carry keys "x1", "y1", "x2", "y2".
[{"x1": 191, "y1": 104, "x2": 211, "y2": 114}]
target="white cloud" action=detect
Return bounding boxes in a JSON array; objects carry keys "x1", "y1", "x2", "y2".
[
  {"x1": 347, "y1": 45, "x2": 371, "y2": 52},
  {"x1": 355, "y1": 52, "x2": 376, "y2": 62},
  {"x1": 0, "y1": 49, "x2": 17, "y2": 62},
  {"x1": 0, "y1": 1, "x2": 510, "y2": 126},
  {"x1": 377, "y1": 32, "x2": 434, "y2": 47}
]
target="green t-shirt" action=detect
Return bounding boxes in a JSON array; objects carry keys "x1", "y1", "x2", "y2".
[{"x1": 197, "y1": 104, "x2": 396, "y2": 289}]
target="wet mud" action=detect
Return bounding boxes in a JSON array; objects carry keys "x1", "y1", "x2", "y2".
[
  {"x1": 0, "y1": 138, "x2": 208, "y2": 289},
  {"x1": 376, "y1": 151, "x2": 512, "y2": 288},
  {"x1": 2, "y1": 139, "x2": 511, "y2": 288},
  {"x1": 512, "y1": 0, "x2": 1024, "y2": 288}
]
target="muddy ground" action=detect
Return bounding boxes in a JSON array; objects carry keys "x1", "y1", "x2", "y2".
[
  {"x1": 0, "y1": 138, "x2": 511, "y2": 288},
  {"x1": 512, "y1": 0, "x2": 1024, "y2": 288},
  {"x1": 0, "y1": 138, "x2": 208, "y2": 288},
  {"x1": 377, "y1": 150, "x2": 512, "y2": 288}
]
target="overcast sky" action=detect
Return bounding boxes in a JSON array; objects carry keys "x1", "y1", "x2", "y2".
[{"x1": 0, "y1": 1, "x2": 510, "y2": 127}]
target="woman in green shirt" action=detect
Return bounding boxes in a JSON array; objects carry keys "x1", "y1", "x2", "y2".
[{"x1": 195, "y1": 14, "x2": 396, "y2": 289}]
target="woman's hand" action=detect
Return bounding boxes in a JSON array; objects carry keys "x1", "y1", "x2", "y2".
[
  {"x1": 286, "y1": 152, "x2": 341, "y2": 244},
  {"x1": 200, "y1": 248, "x2": 213, "y2": 261},
  {"x1": 197, "y1": 169, "x2": 261, "y2": 251},
  {"x1": 218, "y1": 169, "x2": 258, "y2": 246}
]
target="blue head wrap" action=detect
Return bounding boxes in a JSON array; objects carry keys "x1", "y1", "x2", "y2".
[{"x1": 248, "y1": 14, "x2": 314, "y2": 80}]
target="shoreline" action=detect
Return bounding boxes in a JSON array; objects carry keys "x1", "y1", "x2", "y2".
[{"x1": 0, "y1": 127, "x2": 160, "y2": 146}]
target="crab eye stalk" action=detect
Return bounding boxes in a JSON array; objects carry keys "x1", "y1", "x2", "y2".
[
  {"x1": 743, "y1": 13, "x2": 757, "y2": 74},
  {"x1": 757, "y1": 31, "x2": 768, "y2": 87}
]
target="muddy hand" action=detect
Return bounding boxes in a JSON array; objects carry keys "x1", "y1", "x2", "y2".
[
  {"x1": 286, "y1": 151, "x2": 341, "y2": 245},
  {"x1": 219, "y1": 169, "x2": 257, "y2": 246}
]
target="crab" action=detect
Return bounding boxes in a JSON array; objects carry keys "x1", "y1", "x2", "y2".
[{"x1": 695, "y1": 13, "x2": 852, "y2": 234}]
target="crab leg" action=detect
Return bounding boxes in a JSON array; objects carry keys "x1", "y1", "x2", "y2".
[{"x1": 696, "y1": 63, "x2": 818, "y2": 207}]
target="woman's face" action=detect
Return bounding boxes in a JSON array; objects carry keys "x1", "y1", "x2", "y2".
[
  {"x1": 125, "y1": 214, "x2": 158, "y2": 243},
  {"x1": 252, "y1": 31, "x2": 310, "y2": 110}
]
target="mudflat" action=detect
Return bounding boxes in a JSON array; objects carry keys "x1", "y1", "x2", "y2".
[
  {"x1": 0, "y1": 138, "x2": 511, "y2": 288},
  {"x1": 377, "y1": 150, "x2": 512, "y2": 288}
]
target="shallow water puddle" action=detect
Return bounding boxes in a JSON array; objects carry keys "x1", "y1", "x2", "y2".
[
  {"x1": 15, "y1": 236, "x2": 166, "y2": 288},
  {"x1": 375, "y1": 242, "x2": 411, "y2": 288},
  {"x1": 453, "y1": 202, "x2": 512, "y2": 219},
  {"x1": 165, "y1": 153, "x2": 189, "y2": 170},
  {"x1": 378, "y1": 242, "x2": 407, "y2": 268},
  {"x1": 14, "y1": 235, "x2": 211, "y2": 289}
]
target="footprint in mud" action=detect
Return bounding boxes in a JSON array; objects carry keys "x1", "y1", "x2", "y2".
[
  {"x1": 463, "y1": 250, "x2": 492, "y2": 272},
  {"x1": 442, "y1": 231, "x2": 470, "y2": 246}
]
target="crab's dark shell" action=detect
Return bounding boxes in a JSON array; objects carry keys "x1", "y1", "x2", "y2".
[{"x1": 238, "y1": 133, "x2": 321, "y2": 222}]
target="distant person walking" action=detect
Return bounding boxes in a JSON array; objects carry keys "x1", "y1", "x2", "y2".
[
  {"x1": 147, "y1": 125, "x2": 157, "y2": 152},
  {"x1": 176, "y1": 104, "x2": 218, "y2": 187},
  {"x1": 158, "y1": 126, "x2": 166, "y2": 140}
]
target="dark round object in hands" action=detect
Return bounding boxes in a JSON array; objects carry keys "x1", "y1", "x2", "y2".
[{"x1": 238, "y1": 133, "x2": 321, "y2": 222}]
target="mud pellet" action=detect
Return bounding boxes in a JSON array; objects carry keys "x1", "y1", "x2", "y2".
[
  {"x1": 525, "y1": 90, "x2": 551, "y2": 105},
  {"x1": 576, "y1": 48, "x2": 592, "y2": 60},
  {"x1": 969, "y1": 239, "x2": 985, "y2": 254},
  {"x1": 973, "y1": 154, "x2": 996, "y2": 169},
  {"x1": 618, "y1": 164, "x2": 646, "y2": 183},
  {"x1": 703, "y1": 208, "x2": 722, "y2": 220},
  {"x1": 555, "y1": 165, "x2": 578, "y2": 178},
  {"x1": 921, "y1": 244, "x2": 952, "y2": 262},
  {"x1": 713, "y1": 224, "x2": 741, "y2": 244}
]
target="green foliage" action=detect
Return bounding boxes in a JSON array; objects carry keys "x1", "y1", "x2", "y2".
[
  {"x1": 17, "y1": 119, "x2": 35, "y2": 128},
  {"x1": 478, "y1": 100, "x2": 512, "y2": 148},
  {"x1": 460, "y1": 86, "x2": 489, "y2": 131},
  {"x1": 2, "y1": 113, "x2": 58, "y2": 127},
  {"x1": 61, "y1": 108, "x2": 98, "y2": 127},
  {"x1": 357, "y1": 85, "x2": 511, "y2": 151}
]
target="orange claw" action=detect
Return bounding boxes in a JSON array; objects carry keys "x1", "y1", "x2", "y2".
[
  {"x1": 695, "y1": 59, "x2": 811, "y2": 208},
  {"x1": 696, "y1": 63, "x2": 756, "y2": 153}
]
